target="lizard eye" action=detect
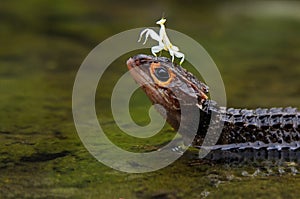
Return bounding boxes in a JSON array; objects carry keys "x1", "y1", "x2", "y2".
[
  {"x1": 154, "y1": 67, "x2": 170, "y2": 82},
  {"x1": 150, "y1": 62, "x2": 175, "y2": 87}
]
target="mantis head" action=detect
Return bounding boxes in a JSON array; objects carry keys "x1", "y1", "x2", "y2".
[{"x1": 156, "y1": 18, "x2": 166, "y2": 25}]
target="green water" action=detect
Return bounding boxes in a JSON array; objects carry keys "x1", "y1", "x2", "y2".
[{"x1": 1, "y1": 1, "x2": 300, "y2": 198}]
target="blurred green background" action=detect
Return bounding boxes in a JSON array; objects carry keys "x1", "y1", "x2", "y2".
[{"x1": 0, "y1": 0, "x2": 300, "y2": 198}]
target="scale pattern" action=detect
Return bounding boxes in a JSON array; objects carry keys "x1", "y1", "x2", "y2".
[{"x1": 194, "y1": 100, "x2": 300, "y2": 149}]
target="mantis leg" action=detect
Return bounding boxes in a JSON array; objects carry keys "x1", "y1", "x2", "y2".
[
  {"x1": 173, "y1": 51, "x2": 185, "y2": 65},
  {"x1": 151, "y1": 45, "x2": 164, "y2": 57},
  {"x1": 138, "y1": 29, "x2": 161, "y2": 44},
  {"x1": 170, "y1": 45, "x2": 179, "y2": 52},
  {"x1": 169, "y1": 49, "x2": 175, "y2": 63}
]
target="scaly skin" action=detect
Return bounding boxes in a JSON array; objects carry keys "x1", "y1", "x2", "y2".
[{"x1": 127, "y1": 54, "x2": 300, "y2": 150}]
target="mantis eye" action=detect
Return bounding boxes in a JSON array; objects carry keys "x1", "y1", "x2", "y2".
[{"x1": 154, "y1": 67, "x2": 170, "y2": 82}]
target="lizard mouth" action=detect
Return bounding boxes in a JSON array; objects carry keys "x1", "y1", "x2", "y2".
[{"x1": 127, "y1": 56, "x2": 171, "y2": 108}]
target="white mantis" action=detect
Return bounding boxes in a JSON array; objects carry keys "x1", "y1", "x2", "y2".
[{"x1": 138, "y1": 18, "x2": 185, "y2": 65}]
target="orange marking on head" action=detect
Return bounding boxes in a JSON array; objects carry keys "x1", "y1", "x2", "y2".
[{"x1": 149, "y1": 62, "x2": 175, "y2": 87}]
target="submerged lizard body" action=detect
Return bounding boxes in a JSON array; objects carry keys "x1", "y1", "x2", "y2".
[{"x1": 127, "y1": 54, "x2": 300, "y2": 150}]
